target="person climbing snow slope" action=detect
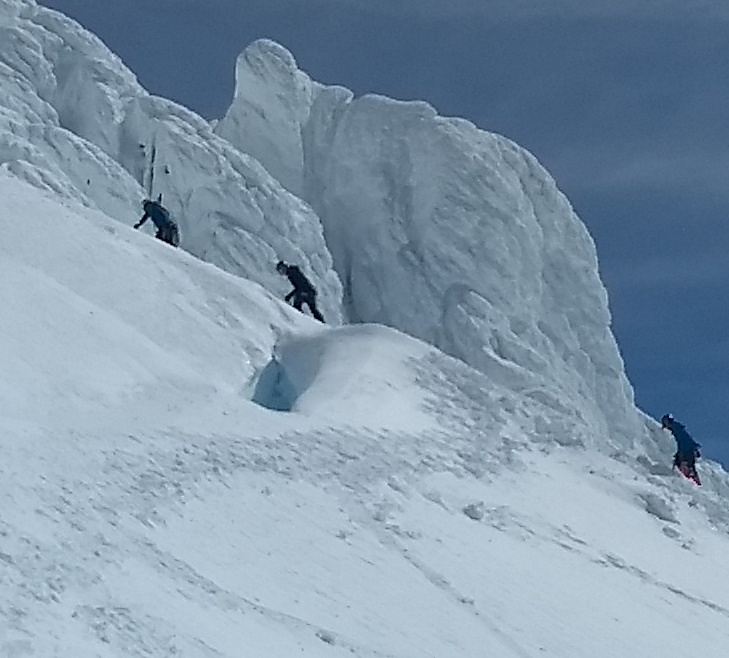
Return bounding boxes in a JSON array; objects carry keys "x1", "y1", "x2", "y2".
[
  {"x1": 661, "y1": 413, "x2": 701, "y2": 485},
  {"x1": 134, "y1": 198, "x2": 180, "y2": 247},
  {"x1": 276, "y1": 260, "x2": 325, "y2": 322}
]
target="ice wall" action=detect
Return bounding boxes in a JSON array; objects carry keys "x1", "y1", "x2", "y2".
[
  {"x1": 0, "y1": 0, "x2": 646, "y2": 451},
  {"x1": 0, "y1": 2, "x2": 342, "y2": 323},
  {"x1": 216, "y1": 40, "x2": 645, "y2": 450}
]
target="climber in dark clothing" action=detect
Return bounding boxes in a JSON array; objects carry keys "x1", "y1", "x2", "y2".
[
  {"x1": 276, "y1": 260, "x2": 325, "y2": 322},
  {"x1": 661, "y1": 414, "x2": 701, "y2": 484},
  {"x1": 134, "y1": 198, "x2": 180, "y2": 247}
]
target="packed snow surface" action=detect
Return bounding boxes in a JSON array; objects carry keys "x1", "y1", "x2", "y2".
[
  {"x1": 3, "y1": 172, "x2": 729, "y2": 657},
  {"x1": 1, "y1": 1, "x2": 729, "y2": 656}
]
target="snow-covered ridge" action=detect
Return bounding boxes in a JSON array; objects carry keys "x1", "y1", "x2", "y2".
[
  {"x1": 0, "y1": 0, "x2": 651, "y2": 455},
  {"x1": 216, "y1": 39, "x2": 642, "y2": 450},
  {"x1": 0, "y1": 0, "x2": 343, "y2": 323},
  {"x1": 0, "y1": 0, "x2": 693, "y2": 459},
  {"x1": 2, "y1": 5, "x2": 729, "y2": 653}
]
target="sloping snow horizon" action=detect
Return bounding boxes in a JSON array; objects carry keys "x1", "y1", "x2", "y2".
[
  {"x1": 1, "y1": 1, "x2": 729, "y2": 655},
  {"x1": 3, "y1": 173, "x2": 729, "y2": 656}
]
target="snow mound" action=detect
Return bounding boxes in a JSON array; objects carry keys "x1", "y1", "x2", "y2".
[{"x1": 253, "y1": 324, "x2": 438, "y2": 431}]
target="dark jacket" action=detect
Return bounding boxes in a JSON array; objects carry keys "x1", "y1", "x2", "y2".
[
  {"x1": 137, "y1": 201, "x2": 174, "y2": 230},
  {"x1": 283, "y1": 265, "x2": 316, "y2": 297},
  {"x1": 667, "y1": 420, "x2": 700, "y2": 461}
]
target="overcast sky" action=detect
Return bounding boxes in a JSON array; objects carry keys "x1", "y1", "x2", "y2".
[{"x1": 42, "y1": 0, "x2": 729, "y2": 468}]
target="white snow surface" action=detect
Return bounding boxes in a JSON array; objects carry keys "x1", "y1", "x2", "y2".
[
  {"x1": 216, "y1": 39, "x2": 641, "y2": 451},
  {"x1": 0, "y1": 0, "x2": 343, "y2": 324},
  {"x1": 1, "y1": 2, "x2": 729, "y2": 656},
  {"x1": 3, "y1": 171, "x2": 729, "y2": 657}
]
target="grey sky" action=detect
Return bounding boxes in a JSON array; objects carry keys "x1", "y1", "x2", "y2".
[{"x1": 41, "y1": 0, "x2": 729, "y2": 468}]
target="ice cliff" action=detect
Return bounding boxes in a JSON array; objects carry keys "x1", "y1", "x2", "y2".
[
  {"x1": 2, "y1": 2, "x2": 643, "y2": 452},
  {"x1": 0, "y1": 0, "x2": 342, "y2": 324},
  {"x1": 217, "y1": 39, "x2": 644, "y2": 449}
]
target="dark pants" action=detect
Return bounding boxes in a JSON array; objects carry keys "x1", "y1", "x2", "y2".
[
  {"x1": 292, "y1": 291, "x2": 325, "y2": 322},
  {"x1": 156, "y1": 223, "x2": 180, "y2": 247},
  {"x1": 673, "y1": 451, "x2": 700, "y2": 483}
]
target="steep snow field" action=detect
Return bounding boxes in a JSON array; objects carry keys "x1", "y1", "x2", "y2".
[
  {"x1": 3, "y1": 173, "x2": 729, "y2": 657},
  {"x1": 0, "y1": 0, "x2": 343, "y2": 324},
  {"x1": 2, "y1": 0, "x2": 729, "y2": 655}
]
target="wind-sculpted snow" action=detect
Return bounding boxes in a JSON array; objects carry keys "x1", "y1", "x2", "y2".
[
  {"x1": 217, "y1": 39, "x2": 642, "y2": 451},
  {"x1": 254, "y1": 324, "x2": 439, "y2": 431},
  {"x1": 3, "y1": 172, "x2": 729, "y2": 657},
  {"x1": 215, "y1": 39, "x2": 322, "y2": 200},
  {"x1": 0, "y1": 1, "x2": 343, "y2": 323},
  {"x1": 2, "y1": 0, "x2": 643, "y2": 451},
  {"x1": 3, "y1": 6, "x2": 729, "y2": 657}
]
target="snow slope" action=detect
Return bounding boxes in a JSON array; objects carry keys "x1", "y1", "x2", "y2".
[
  {"x1": 2, "y1": 173, "x2": 729, "y2": 657},
  {"x1": 0, "y1": 0, "x2": 342, "y2": 323},
  {"x1": 1, "y1": 2, "x2": 729, "y2": 655}
]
